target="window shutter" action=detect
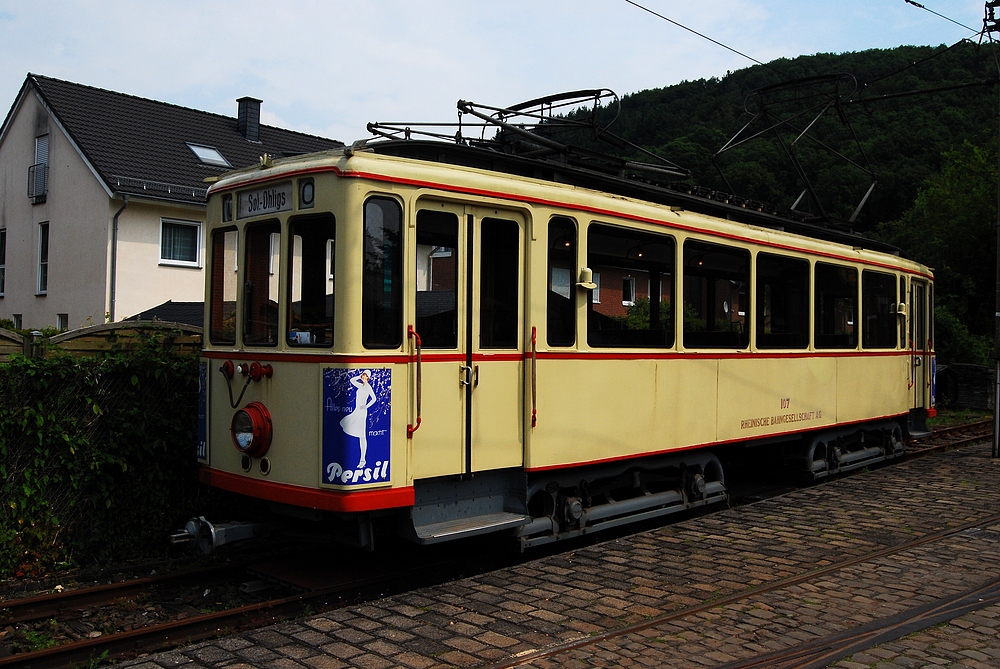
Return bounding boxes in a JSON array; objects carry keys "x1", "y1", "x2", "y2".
[{"x1": 35, "y1": 135, "x2": 49, "y2": 165}]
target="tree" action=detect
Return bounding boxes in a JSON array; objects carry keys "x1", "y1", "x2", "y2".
[{"x1": 875, "y1": 140, "x2": 997, "y2": 364}]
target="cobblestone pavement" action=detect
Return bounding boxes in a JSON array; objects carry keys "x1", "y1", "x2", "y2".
[{"x1": 124, "y1": 443, "x2": 1000, "y2": 669}]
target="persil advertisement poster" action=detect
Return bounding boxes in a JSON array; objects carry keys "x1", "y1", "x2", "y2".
[{"x1": 322, "y1": 368, "x2": 391, "y2": 486}]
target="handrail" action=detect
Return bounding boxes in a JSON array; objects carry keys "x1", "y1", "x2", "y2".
[
  {"x1": 407, "y1": 325, "x2": 422, "y2": 437},
  {"x1": 531, "y1": 326, "x2": 538, "y2": 428}
]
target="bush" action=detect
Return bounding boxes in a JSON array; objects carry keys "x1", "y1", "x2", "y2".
[
  {"x1": 933, "y1": 304, "x2": 992, "y2": 366},
  {"x1": 0, "y1": 335, "x2": 202, "y2": 576}
]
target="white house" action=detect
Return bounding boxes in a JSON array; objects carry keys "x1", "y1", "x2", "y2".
[{"x1": 0, "y1": 74, "x2": 340, "y2": 330}]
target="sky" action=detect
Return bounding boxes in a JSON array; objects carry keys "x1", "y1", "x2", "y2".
[{"x1": 0, "y1": 1, "x2": 987, "y2": 143}]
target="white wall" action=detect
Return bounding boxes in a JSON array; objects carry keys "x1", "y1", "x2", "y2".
[
  {"x1": 113, "y1": 200, "x2": 205, "y2": 320},
  {"x1": 0, "y1": 86, "x2": 209, "y2": 329},
  {"x1": 0, "y1": 90, "x2": 110, "y2": 329}
]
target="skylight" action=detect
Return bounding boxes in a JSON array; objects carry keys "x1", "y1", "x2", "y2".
[{"x1": 187, "y1": 143, "x2": 231, "y2": 167}]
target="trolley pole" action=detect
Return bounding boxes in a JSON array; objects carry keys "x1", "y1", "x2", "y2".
[{"x1": 988, "y1": 2, "x2": 1000, "y2": 458}]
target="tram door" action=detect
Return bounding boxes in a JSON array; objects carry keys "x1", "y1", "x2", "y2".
[
  {"x1": 910, "y1": 280, "x2": 929, "y2": 409},
  {"x1": 410, "y1": 203, "x2": 525, "y2": 479}
]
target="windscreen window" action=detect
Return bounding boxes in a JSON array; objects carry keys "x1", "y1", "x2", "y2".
[
  {"x1": 683, "y1": 240, "x2": 750, "y2": 349},
  {"x1": 363, "y1": 197, "x2": 403, "y2": 349},
  {"x1": 547, "y1": 217, "x2": 576, "y2": 347},
  {"x1": 587, "y1": 224, "x2": 674, "y2": 348},
  {"x1": 288, "y1": 214, "x2": 335, "y2": 347},
  {"x1": 209, "y1": 228, "x2": 237, "y2": 345},
  {"x1": 815, "y1": 263, "x2": 857, "y2": 349},
  {"x1": 243, "y1": 221, "x2": 280, "y2": 346},
  {"x1": 416, "y1": 210, "x2": 459, "y2": 348},
  {"x1": 756, "y1": 253, "x2": 808, "y2": 349}
]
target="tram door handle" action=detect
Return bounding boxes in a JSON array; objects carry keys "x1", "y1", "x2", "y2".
[
  {"x1": 459, "y1": 364, "x2": 480, "y2": 387},
  {"x1": 914, "y1": 357, "x2": 922, "y2": 367}
]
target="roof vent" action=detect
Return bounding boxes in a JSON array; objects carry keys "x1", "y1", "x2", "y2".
[{"x1": 237, "y1": 97, "x2": 262, "y2": 142}]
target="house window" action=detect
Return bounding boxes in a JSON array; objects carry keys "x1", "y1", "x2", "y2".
[
  {"x1": 29, "y1": 135, "x2": 49, "y2": 202},
  {"x1": 160, "y1": 219, "x2": 201, "y2": 266},
  {"x1": 622, "y1": 277, "x2": 636, "y2": 306},
  {"x1": 37, "y1": 222, "x2": 49, "y2": 295},
  {"x1": 187, "y1": 143, "x2": 231, "y2": 167},
  {"x1": 57, "y1": 313, "x2": 68, "y2": 331},
  {"x1": 0, "y1": 229, "x2": 6, "y2": 297},
  {"x1": 12, "y1": 314, "x2": 22, "y2": 330}
]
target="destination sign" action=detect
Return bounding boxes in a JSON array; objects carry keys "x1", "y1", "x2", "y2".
[{"x1": 237, "y1": 181, "x2": 293, "y2": 218}]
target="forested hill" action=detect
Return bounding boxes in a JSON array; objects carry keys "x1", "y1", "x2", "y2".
[{"x1": 602, "y1": 40, "x2": 996, "y2": 234}]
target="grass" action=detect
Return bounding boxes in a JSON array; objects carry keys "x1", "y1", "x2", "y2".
[{"x1": 927, "y1": 408, "x2": 991, "y2": 429}]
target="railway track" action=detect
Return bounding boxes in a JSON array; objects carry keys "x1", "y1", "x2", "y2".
[
  {"x1": 1, "y1": 418, "x2": 993, "y2": 668},
  {"x1": 0, "y1": 548, "x2": 472, "y2": 669},
  {"x1": 485, "y1": 505, "x2": 1000, "y2": 669},
  {"x1": 904, "y1": 417, "x2": 992, "y2": 455}
]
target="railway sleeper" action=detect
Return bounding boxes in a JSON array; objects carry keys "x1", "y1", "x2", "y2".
[{"x1": 783, "y1": 420, "x2": 904, "y2": 481}]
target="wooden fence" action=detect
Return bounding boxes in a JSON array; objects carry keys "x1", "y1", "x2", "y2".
[{"x1": 0, "y1": 321, "x2": 202, "y2": 362}]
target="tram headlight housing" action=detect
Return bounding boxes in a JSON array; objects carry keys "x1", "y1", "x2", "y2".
[{"x1": 231, "y1": 401, "x2": 273, "y2": 458}]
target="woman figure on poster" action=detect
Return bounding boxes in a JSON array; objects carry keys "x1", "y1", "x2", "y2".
[{"x1": 339, "y1": 370, "x2": 377, "y2": 467}]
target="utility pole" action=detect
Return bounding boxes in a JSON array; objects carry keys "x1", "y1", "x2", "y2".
[{"x1": 987, "y1": 1, "x2": 1000, "y2": 458}]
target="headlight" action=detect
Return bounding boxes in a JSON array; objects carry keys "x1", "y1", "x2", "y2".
[{"x1": 231, "y1": 401, "x2": 272, "y2": 458}]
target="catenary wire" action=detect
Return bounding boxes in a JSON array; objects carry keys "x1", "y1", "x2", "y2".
[{"x1": 623, "y1": 0, "x2": 787, "y2": 77}]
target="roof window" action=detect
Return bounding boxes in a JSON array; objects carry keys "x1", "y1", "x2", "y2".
[{"x1": 187, "y1": 143, "x2": 231, "y2": 167}]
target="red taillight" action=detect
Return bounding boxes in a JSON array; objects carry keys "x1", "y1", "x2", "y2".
[{"x1": 231, "y1": 401, "x2": 273, "y2": 458}]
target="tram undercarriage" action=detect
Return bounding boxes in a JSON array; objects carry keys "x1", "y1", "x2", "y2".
[
  {"x1": 404, "y1": 451, "x2": 728, "y2": 550},
  {"x1": 779, "y1": 420, "x2": 905, "y2": 480}
]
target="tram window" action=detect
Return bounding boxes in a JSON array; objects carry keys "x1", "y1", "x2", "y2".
[
  {"x1": 862, "y1": 270, "x2": 897, "y2": 349},
  {"x1": 814, "y1": 263, "x2": 857, "y2": 349},
  {"x1": 756, "y1": 253, "x2": 808, "y2": 349},
  {"x1": 363, "y1": 197, "x2": 403, "y2": 349},
  {"x1": 209, "y1": 228, "x2": 238, "y2": 345},
  {"x1": 243, "y1": 221, "x2": 281, "y2": 346},
  {"x1": 288, "y1": 214, "x2": 335, "y2": 347},
  {"x1": 547, "y1": 217, "x2": 576, "y2": 347},
  {"x1": 587, "y1": 224, "x2": 674, "y2": 348},
  {"x1": 416, "y1": 210, "x2": 458, "y2": 348},
  {"x1": 683, "y1": 241, "x2": 750, "y2": 349},
  {"x1": 480, "y1": 218, "x2": 519, "y2": 349}
]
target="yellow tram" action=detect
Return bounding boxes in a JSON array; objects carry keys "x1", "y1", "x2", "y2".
[{"x1": 190, "y1": 94, "x2": 934, "y2": 551}]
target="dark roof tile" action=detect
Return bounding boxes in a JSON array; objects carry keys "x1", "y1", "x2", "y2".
[{"x1": 27, "y1": 74, "x2": 342, "y2": 204}]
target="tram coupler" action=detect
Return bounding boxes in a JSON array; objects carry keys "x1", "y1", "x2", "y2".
[{"x1": 170, "y1": 516, "x2": 271, "y2": 554}]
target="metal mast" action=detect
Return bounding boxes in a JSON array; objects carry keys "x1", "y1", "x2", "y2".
[{"x1": 986, "y1": 1, "x2": 1000, "y2": 458}]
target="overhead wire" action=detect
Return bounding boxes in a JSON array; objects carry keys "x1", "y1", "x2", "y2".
[
  {"x1": 903, "y1": 0, "x2": 980, "y2": 34},
  {"x1": 623, "y1": 0, "x2": 787, "y2": 77}
]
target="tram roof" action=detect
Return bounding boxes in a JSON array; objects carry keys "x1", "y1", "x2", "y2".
[{"x1": 364, "y1": 138, "x2": 903, "y2": 257}]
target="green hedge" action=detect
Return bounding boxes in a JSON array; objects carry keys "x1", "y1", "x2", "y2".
[{"x1": 0, "y1": 337, "x2": 202, "y2": 576}]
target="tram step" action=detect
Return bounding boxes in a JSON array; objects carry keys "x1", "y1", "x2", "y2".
[{"x1": 414, "y1": 512, "x2": 530, "y2": 542}]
